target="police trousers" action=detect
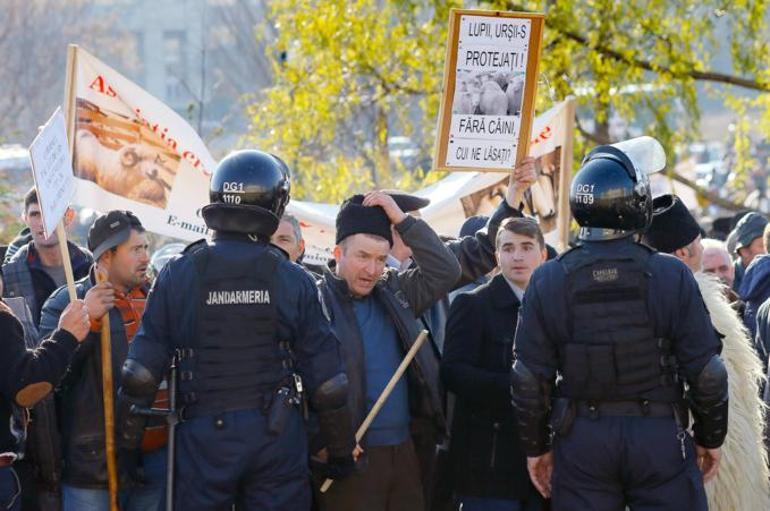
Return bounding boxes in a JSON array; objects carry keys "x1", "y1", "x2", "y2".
[
  {"x1": 175, "y1": 407, "x2": 309, "y2": 511},
  {"x1": 551, "y1": 416, "x2": 707, "y2": 511}
]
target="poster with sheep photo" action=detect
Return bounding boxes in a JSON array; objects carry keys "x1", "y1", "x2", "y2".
[
  {"x1": 434, "y1": 9, "x2": 544, "y2": 172},
  {"x1": 68, "y1": 46, "x2": 215, "y2": 241}
]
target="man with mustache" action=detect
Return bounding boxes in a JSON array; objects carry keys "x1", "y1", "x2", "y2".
[{"x1": 39, "y1": 210, "x2": 167, "y2": 511}]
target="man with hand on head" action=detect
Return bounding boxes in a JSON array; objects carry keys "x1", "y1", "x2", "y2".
[{"x1": 314, "y1": 190, "x2": 461, "y2": 511}]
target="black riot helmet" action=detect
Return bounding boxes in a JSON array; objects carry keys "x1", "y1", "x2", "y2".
[
  {"x1": 201, "y1": 150, "x2": 291, "y2": 237},
  {"x1": 569, "y1": 144, "x2": 653, "y2": 241}
]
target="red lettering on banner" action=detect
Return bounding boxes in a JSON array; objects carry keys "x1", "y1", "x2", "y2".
[
  {"x1": 531, "y1": 125, "x2": 552, "y2": 146},
  {"x1": 182, "y1": 150, "x2": 202, "y2": 169},
  {"x1": 89, "y1": 75, "x2": 117, "y2": 97},
  {"x1": 133, "y1": 108, "x2": 211, "y2": 176}
]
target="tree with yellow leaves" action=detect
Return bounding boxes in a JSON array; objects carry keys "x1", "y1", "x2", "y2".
[{"x1": 248, "y1": 0, "x2": 770, "y2": 211}]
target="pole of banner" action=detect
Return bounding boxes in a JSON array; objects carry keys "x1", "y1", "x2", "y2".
[
  {"x1": 57, "y1": 44, "x2": 80, "y2": 303},
  {"x1": 320, "y1": 330, "x2": 430, "y2": 494},
  {"x1": 63, "y1": 43, "x2": 120, "y2": 511},
  {"x1": 558, "y1": 96, "x2": 577, "y2": 252},
  {"x1": 55, "y1": 223, "x2": 77, "y2": 303},
  {"x1": 97, "y1": 269, "x2": 120, "y2": 511}
]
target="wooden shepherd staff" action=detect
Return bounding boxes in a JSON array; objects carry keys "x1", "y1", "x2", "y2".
[
  {"x1": 320, "y1": 329, "x2": 430, "y2": 493},
  {"x1": 96, "y1": 270, "x2": 120, "y2": 511}
]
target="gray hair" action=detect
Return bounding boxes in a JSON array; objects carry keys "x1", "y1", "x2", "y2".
[
  {"x1": 280, "y1": 213, "x2": 303, "y2": 242},
  {"x1": 701, "y1": 237, "x2": 731, "y2": 262}
]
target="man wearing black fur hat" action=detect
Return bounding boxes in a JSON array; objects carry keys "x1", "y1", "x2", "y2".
[
  {"x1": 643, "y1": 194, "x2": 704, "y2": 273},
  {"x1": 644, "y1": 194, "x2": 770, "y2": 511},
  {"x1": 313, "y1": 190, "x2": 461, "y2": 511}
]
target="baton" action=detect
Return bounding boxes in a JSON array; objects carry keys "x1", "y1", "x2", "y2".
[
  {"x1": 130, "y1": 356, "x2": 178, "y2": 511},
  {"x1": 320, "y1": 329, "x2": 429, "y2": 493}
]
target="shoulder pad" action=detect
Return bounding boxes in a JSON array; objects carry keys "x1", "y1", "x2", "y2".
[
  {"x1": 182, "y1": 238, "x2": 208, "y2": 255},
  {"x1": 264, "y1": 243, "x2": 288, "y2": 261}
]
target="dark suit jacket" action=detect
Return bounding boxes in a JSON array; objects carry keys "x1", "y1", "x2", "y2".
[{"x1": 440, "y1": 274, "x2": 537, "y2": 502}]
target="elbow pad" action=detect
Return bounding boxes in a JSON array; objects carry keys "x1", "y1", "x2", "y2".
[
  {"x1": 311, "y1": 373, "x2": 355, "y2": 459},
  {"x1": 117, "y1": 359, "x2": 159, "y2": 449},
  {"x1": 689, "y1": 355, "x2": 729, "y2": 449},
  {"x1": 511, "y1": 360, "x2": 552, "y2": 457}
]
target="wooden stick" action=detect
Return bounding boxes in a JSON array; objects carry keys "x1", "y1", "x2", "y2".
[
  {"x1": 58, "y1": 45, "x2": 78, "y2": 302},
  {"x1": 557, "y1": 96, "x2": 577, "y2": 252},
  {"x1": 96, "y1": 270, "x2": 120, "y2": 511},
  {"x1": 320, "y1": 330, "x2": 430, "y2": 493},
  {"x1": 55, "y1": 222, "x2": 77, "y2": 302}
]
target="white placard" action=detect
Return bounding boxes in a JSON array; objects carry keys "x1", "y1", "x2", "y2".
[
  {"x1": 446, "y1": 15, "x2": 531, "y2": 170},
  {"x1": 28, "y1": 107, "x2": 76, "y2": 238}
]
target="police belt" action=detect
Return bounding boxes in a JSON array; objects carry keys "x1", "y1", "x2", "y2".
[
  {"x1": 178, "y1": 394, "x2": 269, "y2": 422},
  {"x1": 575, "y1": 400, "x2": 682, "y2": 418}
]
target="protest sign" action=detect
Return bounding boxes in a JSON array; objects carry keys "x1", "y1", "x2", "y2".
[
  {"x1": 434, "y1": 9, "x2": 544, "y2": 172},
  {"x1": 288, "y1": 98, "x2": 576, "y2": 260},
  {"x1": 64, "y1": 45, "x2": 215, "y2": 240},
  {"x1": 28, "y1": 107, "x2": 76, "y2": 239},
  {"x1": 456, "y1": 97, "x2": 575, "y2": 248},
  {"x1": 28, "y1": 106, "x2": 79, "y2": 300}
]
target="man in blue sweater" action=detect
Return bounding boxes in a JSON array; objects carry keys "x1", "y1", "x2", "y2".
[{"x1": 314, "y1": 191, "x2": 461, "y2": 511}]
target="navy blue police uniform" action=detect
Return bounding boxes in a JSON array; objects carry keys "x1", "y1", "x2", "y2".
[
  {"x1": 514, "y1": 239, "x2": 721, "y2": 509},
  {"x1": 511, "y1": 141, "x2": 728, "y2": 511},
  {"x1": 118, "y1": 150, "x2": 355, "y2": 511},
  {"x1": 126, "y1": 234, "x2": 344, "y2": 509}
]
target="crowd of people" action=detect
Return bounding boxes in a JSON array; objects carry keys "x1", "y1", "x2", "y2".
[{"x1": 0, "y1": 140, "x2": 769, "y2": 511}]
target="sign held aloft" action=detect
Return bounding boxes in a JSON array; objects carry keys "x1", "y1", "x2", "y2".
[
  {"x1": 28, "y1": 107, "x2": 76, "y2": 239},
  {"x1": 28, "y1": 105, "x2": 78, "y2": 302},
  {"x1": 434, "y1": 9, "x2": 544, "y2": 172}
]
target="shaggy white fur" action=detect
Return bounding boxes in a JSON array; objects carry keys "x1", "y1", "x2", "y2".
[{"x1": 695, "y1": 273, "x2": 770, "y2": 511}]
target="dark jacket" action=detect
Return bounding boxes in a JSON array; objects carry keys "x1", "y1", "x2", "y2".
[
  {"x1": 739, "y1": 254, "x2": 770, "y2": 362},
  {"x1": 316, "y1": 216, "x2": 461, "y2": 471},
  {"x1": 4, "y1": 297, "x2": 63, "y2": 491},
  {"x1": 440, "y1": 274, "x2": 537, "y2": 501},
  {"x1": 3, "y1": 227, "x2": 31, "y2": 264},
  {"x1": 2, "y1": 241, "x2": 92, "y2": 326},
  {"x1": 0, "y1": 306, "x2": 78, "y2": 454},
  {"x1": 419, "y1": 201, "x2": 523, "y2": 355},
  {"x1": 755, "y1": 297, "x2": 770, "y2": 387},
  {"x1": 38, "y1": 271, "x2": 145, "y2": 489}
]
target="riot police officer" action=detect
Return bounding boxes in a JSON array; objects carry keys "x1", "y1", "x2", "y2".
[
  {"x1": 511, "y1": 138, "x2": 728, "y2": 510},
  {"x1": 117, "y1": 150, "x2": 356, "y2": 510}
]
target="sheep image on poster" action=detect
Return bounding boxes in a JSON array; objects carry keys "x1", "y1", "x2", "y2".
[
  {"x1": 72, "y1": 98, "x2": 179, "y2": 209},
  {"x1": 446, "y1": 15, "x2": 530, "y2": 170}
]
